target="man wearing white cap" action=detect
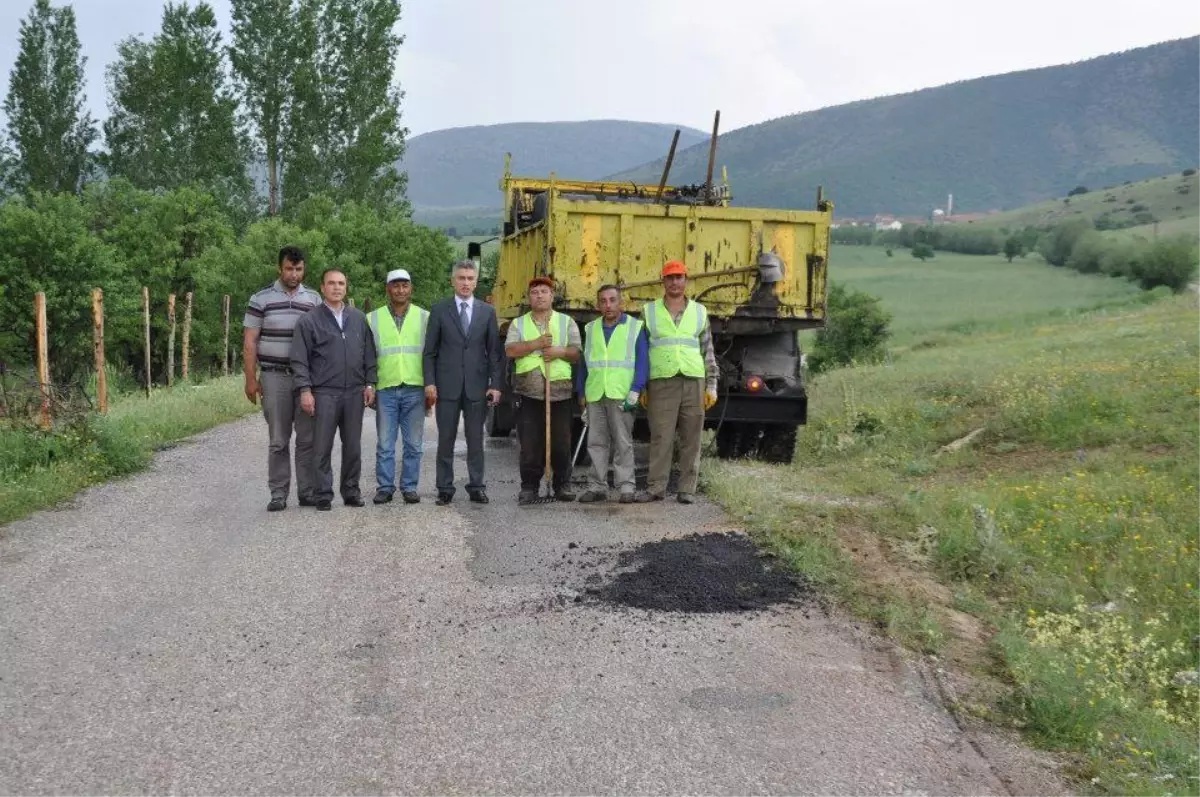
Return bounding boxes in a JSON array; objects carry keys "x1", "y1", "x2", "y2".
[{"x1": 366, "y1": 269, "x2": 430, "y2": 504}]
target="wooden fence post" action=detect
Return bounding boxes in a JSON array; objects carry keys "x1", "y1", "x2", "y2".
[
  {"x1": 93, "y1": 288, "x2": 107, "y2": 414},
  {"x1": 143, "y1": 287, "x2": 151, "y2": 398},
  {"x1": 166, "y1": 293, "x2": 176, "y2": 387},
  {"x1": 34, "y1": 291, "x2": 51, "y2": 429},
  {"x1": 182, "y1": 292, "x2": 193, "y2": 382},
  {"x1": 221, "y1": 294, "x2": 231, "y2": 376}
]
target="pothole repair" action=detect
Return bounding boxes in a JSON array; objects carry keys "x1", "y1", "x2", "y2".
[{"x1": 585, "y1": 532, "x2": 811, "y2": 613}]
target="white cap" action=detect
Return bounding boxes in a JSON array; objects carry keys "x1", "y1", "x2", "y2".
[{"x1": 386, "y1": 268, "x2": 411, "y2": 283}]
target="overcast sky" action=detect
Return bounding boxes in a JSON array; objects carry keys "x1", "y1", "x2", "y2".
[{"x1": 1, "y1": 0, "x2": 1197, "y2": 137}]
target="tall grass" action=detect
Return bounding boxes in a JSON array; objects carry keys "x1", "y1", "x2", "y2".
[
  {"x1": 712, "y1": 248, "x2": 1199, "y2": 794},
  {"x1": 0, "y1": 377, "x2": 258, "y2": 525}
]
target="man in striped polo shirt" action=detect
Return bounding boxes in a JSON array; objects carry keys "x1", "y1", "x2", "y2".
[{"x1": 243, "y1": 245, "x2": 322, "y2": 511}]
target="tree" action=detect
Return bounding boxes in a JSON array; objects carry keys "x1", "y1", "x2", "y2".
[
  {"x1": 1003, "y1": 234, "x2": 1024, "y2": 263},
  {"x1": 911, "y1": 242, "x2": 934, "y2": 261},
  {"x1": 3, "y1": 0, "x2": 96, "y2": 194},
  {"x1": 1036, "y1": 218, "x2": 1092, "y2": 266},
  {"x1": 102, "y1": 2, "x2": 252, "y2": 216},
  {"x1": 282, "y1": 0, "x2": 408, "y2": 211},
  {"x1": 229, "y1": 0, "x2": 300, "y2": 216}
]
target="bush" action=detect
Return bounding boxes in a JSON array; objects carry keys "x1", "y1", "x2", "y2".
[
  {"x1": 1130, "y1": 236, "x2": 1199, "y2": 292},
  {"x1": 911, "y1": 243, "x2": 934, "y2": 261},
  {"x1": 1183, "y1": 168, "x2": 1196, "y2": 177},
  {"x1": 808, "y1": 283, "x2": 892, "y2": 374},
  {"x1": 1066, "y1": 231, "x2": 1107, "y2": 274},
  {"x1": 1036, "y1": 218, "x2": 1092, "y2": 266},
  {"x1": 1067, "y1": 185, "x2": 1089, "y2": 197}
]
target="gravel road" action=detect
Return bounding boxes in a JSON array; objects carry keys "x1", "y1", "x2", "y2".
[{"x1": 0, "y1": 411, "x2": 1066, "y2": 795}]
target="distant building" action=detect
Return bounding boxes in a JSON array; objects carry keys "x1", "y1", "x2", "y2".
[{"x1": 873, "y1": 214, "x2": 902, "y2": 231}]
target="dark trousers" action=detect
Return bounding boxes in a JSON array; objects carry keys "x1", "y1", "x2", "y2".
[
  {"x1": 435, "y1": 394, "x2": 486, "y2": 495},
  {"x1": 313, "y1": 388, "x2": 365, "y2": 502},
  {"x1": 517, "y1": 396, "x2": 573, "y2": 491}
]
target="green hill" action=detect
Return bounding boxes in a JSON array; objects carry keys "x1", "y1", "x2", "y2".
[
  {"x1": 401, "y1": 120, "x2": 706, "y2": 209},
  {"x1": 952, "y1": 170, "x2": 1199, "y2": 240},
  {"x1": 610, "y1": 37, "x2": 1199, "y2": 219}
]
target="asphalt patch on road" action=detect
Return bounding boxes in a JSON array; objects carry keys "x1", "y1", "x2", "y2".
[{"x1": 586, "y1": 532, "x2": 809, "y2": 613}]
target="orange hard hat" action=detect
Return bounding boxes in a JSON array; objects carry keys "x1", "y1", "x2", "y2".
[{"x1": 661, "y1": 260, "x2": 687, "y2": 277}]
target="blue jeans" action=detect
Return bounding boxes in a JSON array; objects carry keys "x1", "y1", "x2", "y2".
[{"x1": 375, "y1": 386, "x2": 425, "y2": 494}]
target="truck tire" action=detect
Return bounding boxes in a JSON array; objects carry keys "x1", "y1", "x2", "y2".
[
  {"x1": 715, "y1": 422, "x2": 760, "y2": 460},
  {"x1": 757, "y1": 425, "x2": 797, "y2": 464}
]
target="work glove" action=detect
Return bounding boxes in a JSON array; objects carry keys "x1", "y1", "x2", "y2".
[
  {"x1": 622, "y1": 391, "x2": 639, "y2": 412},
  {"x1": 704, "y1": 389, "x2": 718, "y2": 411}
]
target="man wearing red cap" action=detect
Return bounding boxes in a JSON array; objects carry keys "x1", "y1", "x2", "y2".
[
  {"x1": 504, "y1": 277, "x2": 582, "y2": 504},
  {"x1": 639, "y1": 260, "x2": 719, "y2": 504}
]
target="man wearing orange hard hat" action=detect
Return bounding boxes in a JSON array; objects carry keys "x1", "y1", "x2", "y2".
[{"x1": 637, "y1": 259, "x2": 719, "y2": 504}]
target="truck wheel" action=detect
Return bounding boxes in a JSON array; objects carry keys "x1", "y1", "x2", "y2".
[
  {"x1": 757, "y1": 425, "x2": 797, "y2": 464},
  {"x1": 715, "y1": 422, "x2": 760, "y2": 459}
]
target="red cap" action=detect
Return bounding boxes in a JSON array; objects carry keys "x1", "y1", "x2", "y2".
[
  {"x1": 662, "y1": 260, "x2": 687, "y2": 277},
  {"x1": 528, "y1": 277, "x2": 555, "y2": 290}
]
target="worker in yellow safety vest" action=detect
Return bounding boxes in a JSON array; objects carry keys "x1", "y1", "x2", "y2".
[
  {"x1": 367, "y1": 268, "x2": 429, "y2": 505},
  {"x1": 504, "y1": 277, "x2": 582, "y2": 505},
  {"x1": 641, "y1": 260, "x2": 719, "y2": 504},
  {"x1": 575, "y1": 284, "x2": 651, "y2": 504}
]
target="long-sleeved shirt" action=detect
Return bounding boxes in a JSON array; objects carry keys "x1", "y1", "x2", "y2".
[
  {"x1": 290, "y1": 303, "x2": 377, "y2": 392},
  {"x1": 574, "y1": 313, "x2": 650, "y2": 397}
]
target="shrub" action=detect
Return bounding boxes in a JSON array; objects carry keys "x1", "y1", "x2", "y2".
[
  {"x1": 1183, "y1": 168, "x2": 1196, "y2": 177},
  {"x1": 911, "y1": 243, "x2": 934, "y2": 261},
  {"x1": 1036, "y1": 218, "x2": 1092, "y2": 266},
  {"x1": 1066, "y1": 231, "x2": 1107, "y2": 274},
  {"x1": 808, "y1": 283, "x2": 892, "y2": 374},
  {"x1": 1067, "y1": 185, "x2": 1089, "y2": 196},
  {"x1": 1129, "y1": 236, "x2": 1199, "y2": 292}
]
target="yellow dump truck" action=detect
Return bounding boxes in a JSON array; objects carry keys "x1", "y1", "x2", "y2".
[{"x1": 481, "y1": 152, "x2": 832, "y2": 463}]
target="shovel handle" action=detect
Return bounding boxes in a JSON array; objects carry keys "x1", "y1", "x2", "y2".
[{"x1": 544, "y1": 370, "x2": 552, "y2": 479}]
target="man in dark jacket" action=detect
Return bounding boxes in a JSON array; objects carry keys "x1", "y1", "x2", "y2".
[
  {"x1": 290, "y1": 268, "x2": 377, "y2": 511},
  {"x1": 422, "y1": 260, "x2": 504, "y2": 505}
]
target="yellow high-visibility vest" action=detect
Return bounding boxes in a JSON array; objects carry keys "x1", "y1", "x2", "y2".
[
  {"x1": 584, "y1": 316, "x2": 641, "y2": 401},
  {"x1": 367, "y1": 306, "x2": 428, "y2": 389},
  {"x1": 645, "y1": 299, "x2": 706, "y2": 380},
  {"x1": 514, "y1": 311, "x2": 572, "y2": 382}
]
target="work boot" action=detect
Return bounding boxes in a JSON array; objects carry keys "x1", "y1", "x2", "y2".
[
  {"x1": 373, "y1": 490, "x2": 393, "y2": 504},
  {"x1": 402, "y1": 491, "x2": 420, "y2": 504},
  {"x1": 518, "y1": 489, "x2": 539, "y2": 506},
  {"x1": 267, "y1": 497, "x2": 286, "y2": 512},
  {"x1": 676, "y1": 492, "x2": 695, "y2": 505},
  {"x1": 555, "y1": 485, "x2": 577, "y2": 502},
  {"x1": 578, "y1": 490, "x2": 607, "y2": 503},
  {"x1": 316, "y1": 499, "x2": 332, "y2": 511}
]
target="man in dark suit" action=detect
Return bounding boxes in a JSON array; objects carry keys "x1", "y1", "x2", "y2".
[{"x1": 423, "y1": 260, "x2": 504, "y2": 505}]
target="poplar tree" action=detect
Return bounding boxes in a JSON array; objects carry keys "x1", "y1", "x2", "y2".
[
  {"x1": 102, "y1": 2, "x2": 252, "y2": 212},
  {"x1": 229, "y1": 0, "x2": 299, "y2": 216},
  {"x1": 282, "y1": 0, "x2": 408, "y2": 211},
  {"x1": 2, "y1": 0, "x2": 96, "y2": 194}
]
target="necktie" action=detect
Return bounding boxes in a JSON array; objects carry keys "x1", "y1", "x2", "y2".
[{"x1": 459, "y1": 301, "x2": 470, "y2": 334}]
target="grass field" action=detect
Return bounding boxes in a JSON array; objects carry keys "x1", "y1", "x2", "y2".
[
  {"x1": 0, "y1": 377, "x2": 259, "y2": 526},
  {"x1": 708, "y1": 246, "x2": 1199, "y2": 795},
  {"x1": 955, "y1": 170, "x2": 1199, "y2": 243},
  {"x1": 820, "y1": 247, "x2": 1148, "y2": 347}
]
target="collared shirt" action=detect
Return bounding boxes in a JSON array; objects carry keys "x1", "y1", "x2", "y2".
[
  {"x1": 326, "y1": 301, "x2": 345, "y2": 330},
  {"x1": 574, "y1": 313, "x2": 650, "y2": 397},
  {"x1": 667, "y1": 300, "x2": 719, "y2": 394},
  {"x1": 504, "y1": 312, "x2": 582, "y2": 401},
  {"x1": 243, "y1": 279, "x2": 321, "y2": 367}
]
